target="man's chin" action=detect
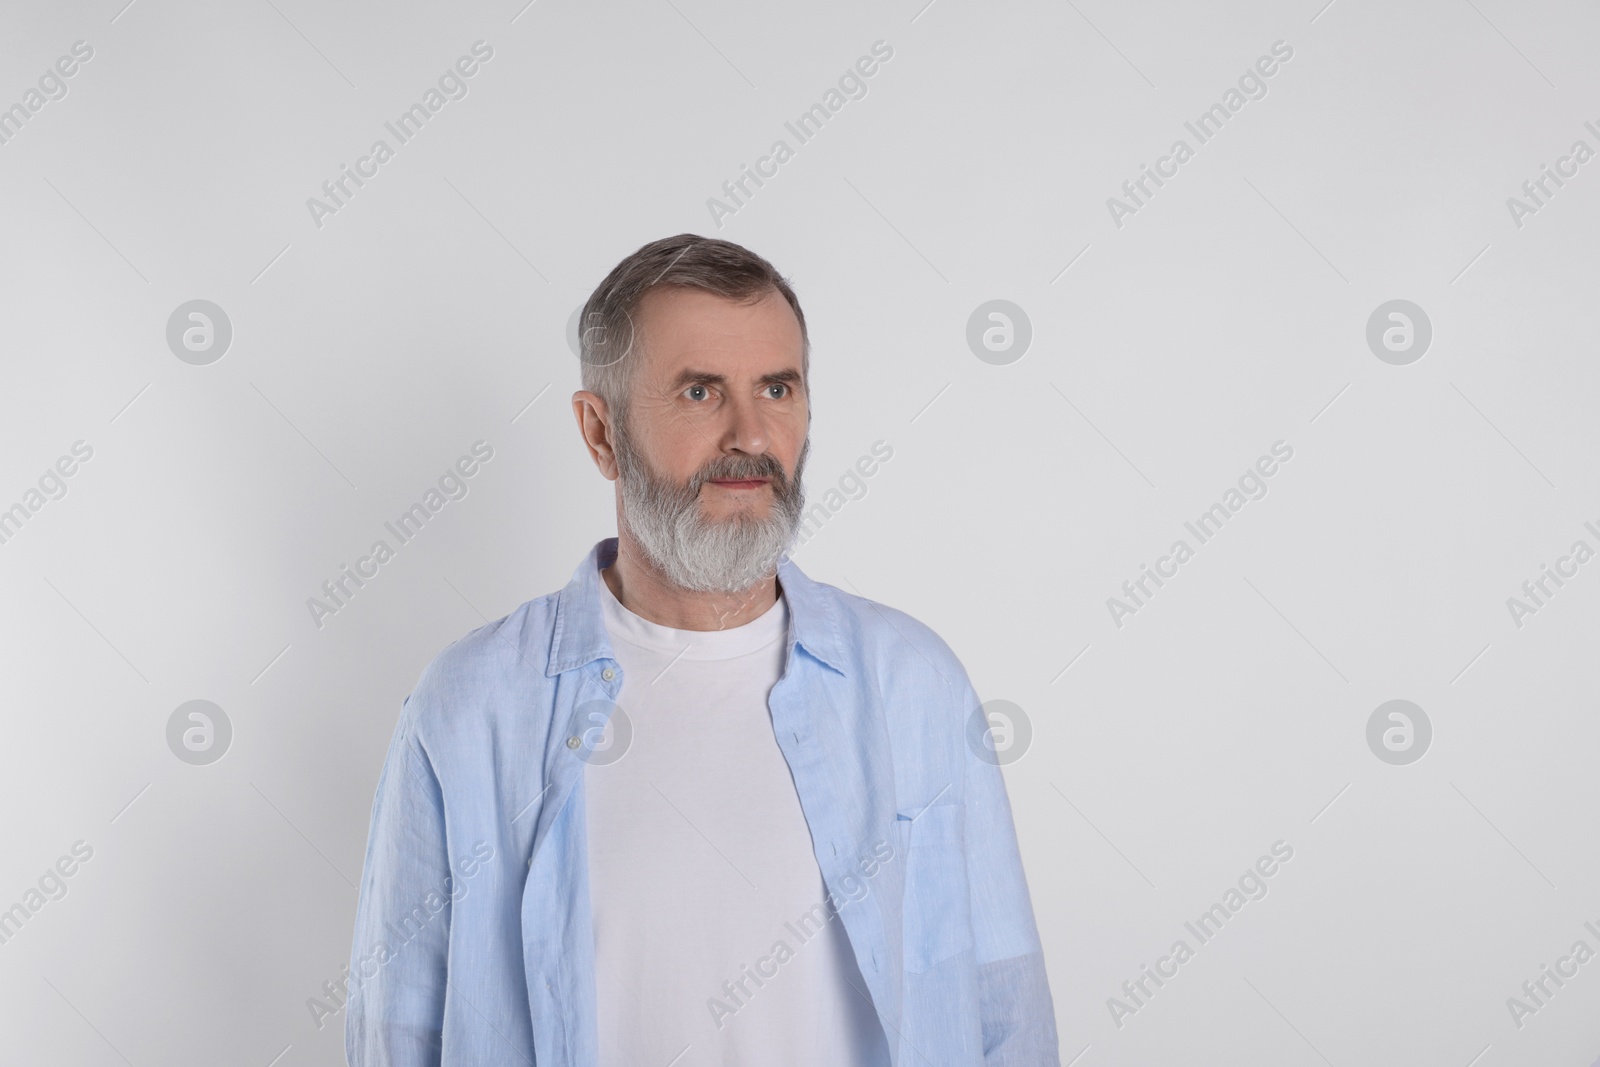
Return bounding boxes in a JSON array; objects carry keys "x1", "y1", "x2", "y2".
[
  {"x1": 697, "y1": 496, "x2": 774, "y2": 523},
  {"x1": 700, "y1": 481, "x2": 774, "y2": 499}
]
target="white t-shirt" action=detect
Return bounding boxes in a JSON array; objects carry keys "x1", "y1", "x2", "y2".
[{"x1": 587, "y1": 571, "x2": 889, "y2": 1067}]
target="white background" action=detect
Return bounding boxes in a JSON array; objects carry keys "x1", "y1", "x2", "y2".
[{"x1": 1, "y1": 0, "x2": 1597, "y2": 1064}]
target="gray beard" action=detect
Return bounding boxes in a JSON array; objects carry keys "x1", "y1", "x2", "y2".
[{"x1": 613, "y1": 414, "x2": 808, "y2": 595}]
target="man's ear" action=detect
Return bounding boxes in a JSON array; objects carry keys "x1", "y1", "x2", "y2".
[{"x1": 572, "y1": 390, "x2": 620, "y2": 481}]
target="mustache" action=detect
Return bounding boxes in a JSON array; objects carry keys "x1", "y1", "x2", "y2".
[{"x1": 689, "y1": 452, "x2": 789, "y2": 493}]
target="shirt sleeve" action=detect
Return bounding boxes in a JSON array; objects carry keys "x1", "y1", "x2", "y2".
[
  {"x1": 345, "y1": 697, "x2": 452, "y2": 1067},
  {"x1": 959, "y1": 675, "x2": 1063, "y2": 1065}
]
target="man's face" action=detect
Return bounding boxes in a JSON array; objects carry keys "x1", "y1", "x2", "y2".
[
  {"x1": 601, "y1": 285, "x2": 811, "y2": 594},
  {"x1": 623, "y1": 285, "x2": 809, "y2": 520}
]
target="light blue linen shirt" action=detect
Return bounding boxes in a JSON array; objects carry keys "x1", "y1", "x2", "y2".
[{"x1": 346, "y1": 537, "x2": 1060, "y2": 1066}]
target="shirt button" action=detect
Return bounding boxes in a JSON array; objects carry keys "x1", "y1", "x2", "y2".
[
  {"x1": 601, "y1": 667, "x2": 615, "y2": 681},
  {"x1": 566, "y1": 736, "x2": 581, "y2": 749}
]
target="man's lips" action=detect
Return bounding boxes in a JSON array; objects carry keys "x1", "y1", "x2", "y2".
[{"x1": 707, "y1": 478, "x2": 770, "y2": 489}]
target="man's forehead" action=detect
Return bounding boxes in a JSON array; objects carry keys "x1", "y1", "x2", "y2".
[{"x1": 634, "y1": 287, "x2": 802, "y2": 375}]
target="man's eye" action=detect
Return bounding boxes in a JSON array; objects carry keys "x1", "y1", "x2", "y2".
[
  {"x1": 685, "y1": 384, "x2": 709, "y2": 401},
  {"x1": 766, "y1": 383, "x2": 788, "y2": 399}
]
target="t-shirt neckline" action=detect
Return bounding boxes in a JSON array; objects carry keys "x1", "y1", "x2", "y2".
[{"x1": 597, "y1": 568, "x2": 788, "y2": 661}]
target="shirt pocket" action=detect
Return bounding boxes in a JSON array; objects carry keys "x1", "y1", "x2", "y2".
[{"x1": 896, "y1": 799, "x2": 973, "y2": 974}]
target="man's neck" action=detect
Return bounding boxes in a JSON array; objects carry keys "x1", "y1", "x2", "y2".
[{"x1": 602, "y1": 528, "x2": 779, "y2": 632}]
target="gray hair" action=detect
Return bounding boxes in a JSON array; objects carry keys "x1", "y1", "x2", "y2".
[{"x1": 578, "y1": 234, "x2": 810, "y2": 420}]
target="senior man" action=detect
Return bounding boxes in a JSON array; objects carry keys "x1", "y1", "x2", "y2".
[{"x1": 346, "y1": 234, "x2": 1059, "y2": 1066}]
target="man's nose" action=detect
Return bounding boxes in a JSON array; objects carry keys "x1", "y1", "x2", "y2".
[{"x1": 720, "y1": 391, "x2": 770, "y2": 457}]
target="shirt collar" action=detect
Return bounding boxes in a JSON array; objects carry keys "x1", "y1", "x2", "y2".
[{"x1": 545, "y1": 537, "x2": 849, "y2": 677}]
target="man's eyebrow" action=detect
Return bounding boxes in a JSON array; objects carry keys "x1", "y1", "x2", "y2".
[{"x1": 666, "y1": 368, "x2": 804, "y2": 390}]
